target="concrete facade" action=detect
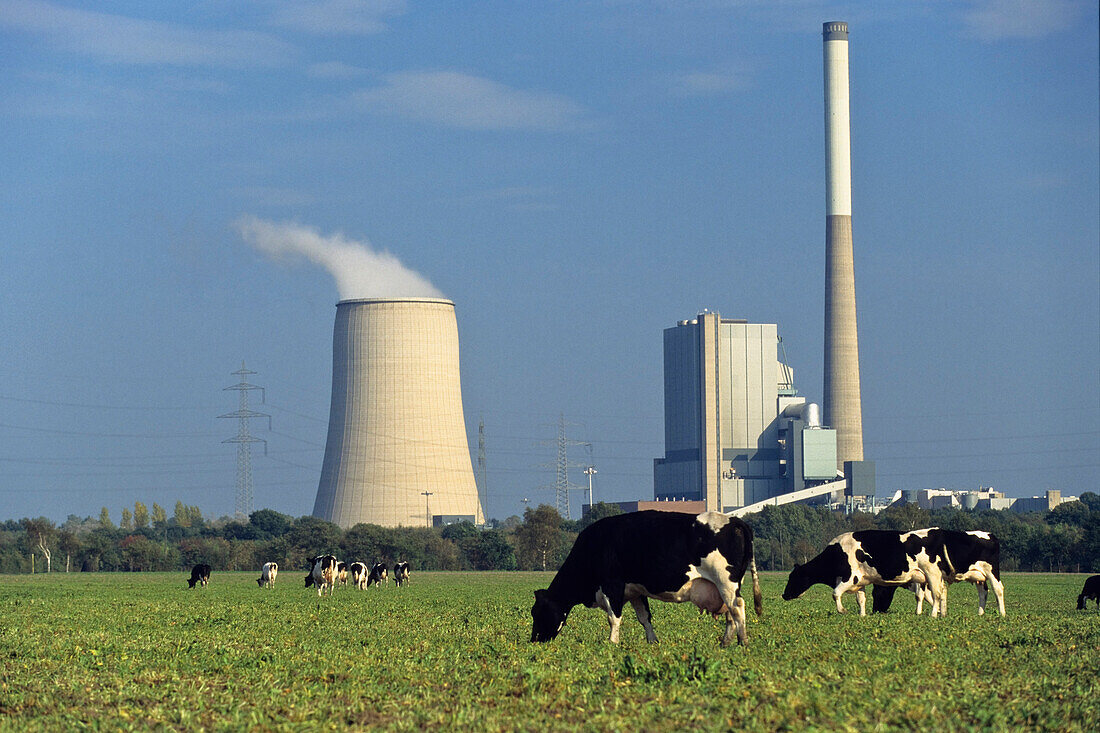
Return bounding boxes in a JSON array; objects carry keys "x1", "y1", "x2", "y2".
[
  {"x1": 654, "y1": 313, "x2": 833, "y2": 511},
  {"x1": 312, "y1": 298, "x2": 485, "y2": 528},
  {"x1": 823, "y1": 21, "x2": 865, "y2": 468}
]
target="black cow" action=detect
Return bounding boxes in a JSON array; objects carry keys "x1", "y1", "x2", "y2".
[
  {"x1": 1077, "y1": 575, "x2": 1100, "y2": 610},
  {"x1": 187, "y1": 564, "x2": 211, "y2": 588},
  {"x1": 783, "y1": 528, "x2": 1004, "y2": 617},
  {"x1": 367, "y1": 562, "x2": 388, "y2": 587},
  {"x1": 393, "y1": 561, "x2": 410, "y2": 587},
  {"x1": 530, "y1": 510, "x2": 762, "y2": 647}
]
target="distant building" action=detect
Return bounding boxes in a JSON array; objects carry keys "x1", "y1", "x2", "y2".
[
  {"x1": 589, "y1": 500, "x2": 707, "y2": 517},
  {"x1": 652, "y1": 312, "x2": 871, "y2": 513},
  {"x1": 888, "y1": 488, "x2": 1078, "y2": 513}
]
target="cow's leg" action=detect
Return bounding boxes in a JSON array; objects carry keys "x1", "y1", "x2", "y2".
[
  {"x1": 913, "y1": 582, "x2": 933, "y2": 615},
  {"x1": 833, "y1": 578, "x2": 856, "y2": 613},
  {"x1": 855, "y1": 588, "x2": 867, "y2": 616},
  {"x1": 986, "y1": 574, "x2": 1006, "y2": 617},
  {"x1": 921, "y1": 565, "x2": 948, "y2": 617},
  {"x1": 708, "y1": 578, "x2": 747, "y2": 647},
  {"x1": 629, "y1": 597, "x2": 658, "y2": 644},
  {"x1": 974, "y1": 581, "x2": 987, "y2": 616},
  {"x1": 594, "y1": 588, "x2": 625, "y2": 643},
  {"x1": 719, "y1": 596, "x2": 748, "y2": 647}
]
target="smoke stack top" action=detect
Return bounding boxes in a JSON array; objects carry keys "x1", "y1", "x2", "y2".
[{"x1": 236, "y1": 215, "x2": 444, "y2": 301}]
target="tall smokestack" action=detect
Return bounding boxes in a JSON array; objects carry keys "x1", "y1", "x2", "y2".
[
  {"x1": 312, "y1": 298, "x2": 485, "y2": 528},
  {"x1": 822, "y1": 21, "x2": 864, "y2": 467}
]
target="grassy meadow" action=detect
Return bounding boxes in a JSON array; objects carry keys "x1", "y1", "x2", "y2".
[{"x1": 0, "y1": 570, "x2": 1097, "y2": 731}]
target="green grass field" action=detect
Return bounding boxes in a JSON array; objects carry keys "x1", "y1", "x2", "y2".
[{"x1": 0, "y1": 571, "x2": 1097, "y2": 731}]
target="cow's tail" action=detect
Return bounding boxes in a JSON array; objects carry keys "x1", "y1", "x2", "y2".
[{"x1": 749, "y1": 556, "x2": 763, "y2": 617}]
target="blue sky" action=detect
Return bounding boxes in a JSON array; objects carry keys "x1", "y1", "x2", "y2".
[{"x1": 1, "y1": 0, "x2": 1097, "y2": 524}]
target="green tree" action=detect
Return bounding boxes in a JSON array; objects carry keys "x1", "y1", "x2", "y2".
[
  {"x1": 342, "y1": 523, "x2": 389, "y2": 563},
  {"x1": 120, "y1": 535, "x2": 161, "y2": 571},
  {"x1": 578, "y1": 502, "x2": 623, "y2": 530},
  {"x1": 174, "y1": 501, "x2": 191, "y2": 528},
  {"x1": 57, "y1": 529, "x2": 82, "y2": 572},
  {"x1": 460, "y1": 529, "x2": 516, "y2": 570},
  {"x1": 514, "y1": 505, "x2": 567, "y2": 571},
  {"x1": 120, "y1": 508, "x2": 133, "y2": 531},
  {"x1": 249, "y1": 509, "x2": 293, "y2": 538},
  {"x1": 133, "y1": 502, "x2": 149, "y2": 529},
  {"x1": 285, "y1": 516, "x2": 342, "y2": 570},
  {"x1": 21, "y1": 517, "x2": 56, "y2": 572},
  {"x1": 151, "y1": 503, "x2": 167, "y2": 527},
  {"x1": 878, "y1": 502, "x2": 930, "y2": 532},
  {"x1": 98, "y1": 507, "x2": 114, "y2": 529}
]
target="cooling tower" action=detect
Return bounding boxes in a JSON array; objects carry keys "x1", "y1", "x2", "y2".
[
  {"x1": 822, "y1": 21, "x2": 865, "y2": 468},
  {"x1": 312, "y1": 298, "x2": 485, "y2": 528}
]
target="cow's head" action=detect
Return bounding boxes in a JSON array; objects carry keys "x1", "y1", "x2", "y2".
[
  {"x1": 530, "y1": 589, "x2": 568, "y2": 642},
  {"x1": 1078, "y1": 593, "x2": 1087, "y2": 611},
  {"x1": 782, "y1": 563, "x2": 814, "y2": 600}
]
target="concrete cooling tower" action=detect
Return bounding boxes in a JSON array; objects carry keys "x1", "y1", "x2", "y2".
[{"x1": 312, "y1": 298, "x2": 485, "y2": 528}]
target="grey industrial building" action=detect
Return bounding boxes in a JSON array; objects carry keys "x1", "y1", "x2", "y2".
[{"x1": 652, "y1": 312, "x2": 868, "y2": 513}]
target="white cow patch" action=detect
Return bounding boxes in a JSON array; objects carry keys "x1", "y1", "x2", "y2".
[{"x1": 696, "y1": 511, "x2": 729, "y2": 532}]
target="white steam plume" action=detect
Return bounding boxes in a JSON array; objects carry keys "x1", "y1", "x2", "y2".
[{"x1": 235, "y1": 215, "x2": 444, "y2": 300}]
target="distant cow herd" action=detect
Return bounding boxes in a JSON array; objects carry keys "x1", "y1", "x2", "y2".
[
  {"x1": 185, "y1": 558, "x2": 411, "y2": 596},
  {"x1": 181, "y1": 510, "x2": 1098, "y2": 649}
]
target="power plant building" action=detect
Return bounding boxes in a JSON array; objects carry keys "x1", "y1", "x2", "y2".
[
  {"x1": 312, "y1": 298, "x2": 485, "y2": 529},
  {"x1": 653, "y1": 312, "x2": 843, "y2": 512}
]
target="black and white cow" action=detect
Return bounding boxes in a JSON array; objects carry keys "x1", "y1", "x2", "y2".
[
  {"x1": 187, "y1": 564, "x2": 211, "y2": 588},
  {"x1": 870, "y1": 530, "x2": 1004, "y2": 616},
  {"x1": 393, "y1": 561, "x2": 410, "y2": 587},
  {"x1": 366, "y1": 562, "x2": 388, "y2": 587},
  {"x1": 782, "y1": 528, "x2": 1004, "y2": 617},
  {"x1": 257, "y1": 561, "x2": 278, "y2": 589},
  {"x1": 1077, "y1": 575, "x2": 1100, "y2": 610},
  {"x1": 308, "y1": 555, "x2": 338, "y2": 596},
  {"x1": 348, "y1": 561, "x2": 368, "y2": 590},
  {"x1": 337, "y1": 562, "x2": 349, "y2": 588},
  {"x1": 530, "y1": 510, "x2": 762, "y2": 647}
]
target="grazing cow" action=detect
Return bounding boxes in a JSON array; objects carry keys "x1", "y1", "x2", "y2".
[
  {"x1": 530, "y1": 510, "x2": 762, "y2": 647},
  {"x1": 337, "y1": 562, "x2": 349, "y2": 588},
  {"x1": 1077, "y1": 575, "x2": 1100, "y2": 610},
  {"x1": 348, "y1": 562, "x2": 368, "y2": 590},
  {"x1": 257, "y1": 562, "x2": 278, "y2": 589},
  {"x1": 187, "y1": 564, "x2": 211, "y2": 589},
  {"x1": 783, "y1": 528, "x2": 1004, "y2": 617},
  {"x1": 308, "y1": 555, "x2": 338, "y2": 597},
  {"x1": 870, "y1": 530, "x2": 1004, "y2": 616},
  {"x1": 393, "y1": 561, "x2": 410, "y2": 587},
  {"x1": 367, "y1": 562, "x2": 388, "y2": 587}
]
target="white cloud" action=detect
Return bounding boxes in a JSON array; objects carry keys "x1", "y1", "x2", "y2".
[
  {"x1": 0, "y1": 0, "x2": 293, "y2": 67},
  {"x1": 961, "y1": 0, "x2": 1083, "y2": 41},
  {"x1": 268, "y1": 0, "x2": 406, "y2": 36},
  {"x1": 235, "y1": 216, "x2": 443, "y2": 300},
  {"x1": 353, "y1": 70, "x2": 590, "y2": 131}
]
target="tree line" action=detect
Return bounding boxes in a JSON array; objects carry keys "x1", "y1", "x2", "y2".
[{"x1": 3, "y1": 493, "x2": 1098, "y2": 575}]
